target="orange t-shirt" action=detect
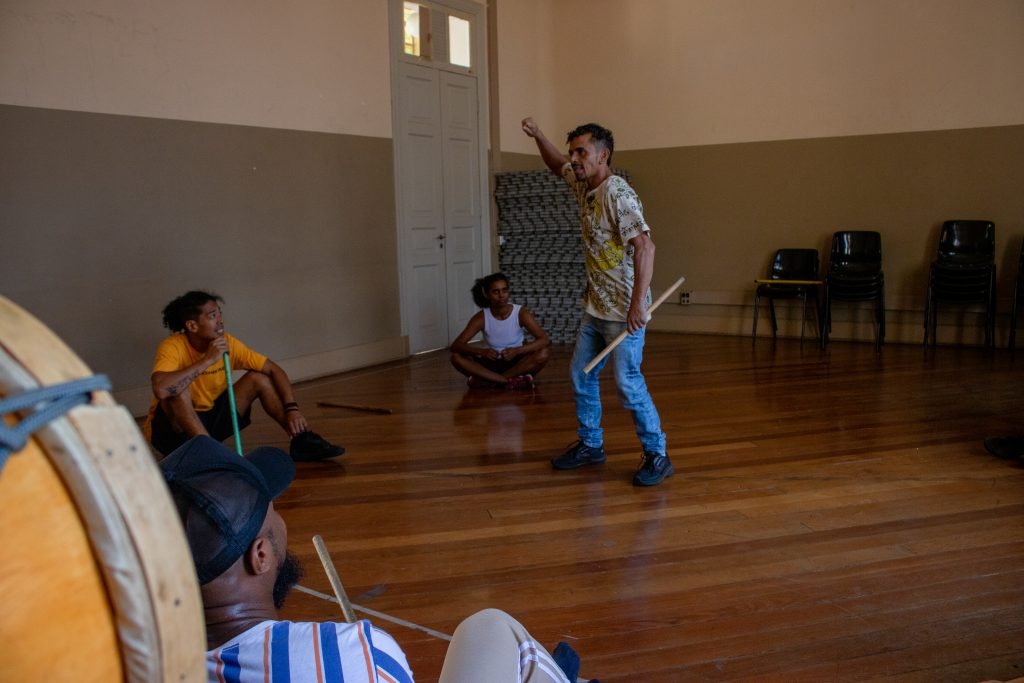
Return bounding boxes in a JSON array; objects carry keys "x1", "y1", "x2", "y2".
[{"x1": 142, "y1": 333, "x2": 267, "y2": 439}]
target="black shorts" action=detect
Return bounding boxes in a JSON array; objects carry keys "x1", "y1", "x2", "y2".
[
  {"x1": 479, "y1": 356, "x2": 517, "y2": 375},
  {"x1": 150, "y1": 390, "x2": 252, "y2": 456}
]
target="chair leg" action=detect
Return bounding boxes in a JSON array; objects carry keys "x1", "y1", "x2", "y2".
[
  {"x1": 812, "y1": 294, "x2": 822, "y2": 341},
  {"x1": 989, "y1": 274, "x2": 997, "y2": 349},
  {"x1": 799, "y1": 291, "x2": 807, "y2": 346},
  {"x1": 1011, "y1": 287, "x2": 1019, "y2": 351},
  {"x1": 752, "y1": 290, "x2": 760, "y2": 341},
  {"x1": 985, "y1": 297, "x2": 993, "y2": 348},
  {"x1": 876, "y1": 296, "x2": 884, "y2": 352},
  {"x1": 876, "y1": 305, "x2": 883, "y2": 350},
  {"x1": 768, "y1": 299, "x2": 778, "y2": 339},
  {"x1": 878, "y1": 289, "x2": 885, "y2": 348},
  {"x1": 923, "y1": 284, "x2": 931, "y2": 346},
  {"x1": 820, "y1": 289, "x2": 830, "y2": 350}
]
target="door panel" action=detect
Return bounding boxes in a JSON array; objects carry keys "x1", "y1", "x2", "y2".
[
  {"x1": 396, "y1": 62, "x2": 448, "y2": 352},
  {"x1": 440, "y1": 71, "x2": 482, "y2": 341}
]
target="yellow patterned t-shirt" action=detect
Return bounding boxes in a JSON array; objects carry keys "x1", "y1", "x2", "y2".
[{"x1": 562, "y1": 162, "x2": 652, "y2": 321}]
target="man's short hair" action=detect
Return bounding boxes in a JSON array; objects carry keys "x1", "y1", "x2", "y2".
[
  {"x1": 162, "y1": 290, "x2": 223, "y2": 332},
  {"x1": 566, "y1": 122, "x2": 614, "y2": 165},
  {"x1": 159, "y1": 436, "x2": 295, "y2": 584}
]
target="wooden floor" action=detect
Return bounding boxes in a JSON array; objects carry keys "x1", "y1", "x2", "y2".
[{"x1": 245, "y1": 333, "x2": 1024, "y2": 683}]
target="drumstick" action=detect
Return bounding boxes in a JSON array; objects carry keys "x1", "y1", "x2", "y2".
[
  {"x1": 583, "y1": 275, "x2": 686, "y2": 375},
  {"x1": 223, "y1": 353, "x2": 243, "y2": 455},
  {"x1": 316, "y1": 400, "x2": 393, "y2": 415},
  {"x1": 313, "y1": 534, "x2": 358, "y2": 623}
]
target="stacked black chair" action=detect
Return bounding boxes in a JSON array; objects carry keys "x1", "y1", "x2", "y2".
[
  {"x1": 821, "y1": 231, "x2": 885, "y2": 350},
  {"x1": 923, "y1": 220, "x2": 996, "y2": 347},
  {"x1": 752, "y1": 248, "x2": 820, "y2": 345},
  {"x1": 1009, "y1": 241, "x2": 1024, "y2": 350}
]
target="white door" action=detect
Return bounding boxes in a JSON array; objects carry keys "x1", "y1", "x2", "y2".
[
  {"x1": 396, "y1": 62, "x2": 449, "y2": 351},
  {"x1": 440, "y1": 70, "x2": 482, "y2": 342},
  {"x1": 391, "y1": 0, "x2": 489, "y2": 353}
]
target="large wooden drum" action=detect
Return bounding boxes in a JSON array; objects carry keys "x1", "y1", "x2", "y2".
[{"x1": 0, "y1": 296, "x2": 206, "y2": 682}]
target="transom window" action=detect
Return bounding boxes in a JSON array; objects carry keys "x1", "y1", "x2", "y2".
[{"x1": 403, "y1": 2, "x2": 472, "y2": 69}]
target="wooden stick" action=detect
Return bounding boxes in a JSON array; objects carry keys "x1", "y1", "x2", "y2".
[
  {"x1": 312, "y1": 534, "x2": 358, "y2": 623},
  {"x1": 316, "y1": 400, "x2": 393, "y2": 415},
  {"x1": 583, "y1": 275, "x2": 686, "y2": 375}
]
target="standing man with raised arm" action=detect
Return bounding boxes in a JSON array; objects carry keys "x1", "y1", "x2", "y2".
[{"x1": 522, "y1": 117, "x2": 673, "y2": 486}]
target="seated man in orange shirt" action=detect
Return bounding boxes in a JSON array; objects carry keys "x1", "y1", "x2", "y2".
[{"x1": 143, "y1": 290, "x2": 344, "y2": 461}]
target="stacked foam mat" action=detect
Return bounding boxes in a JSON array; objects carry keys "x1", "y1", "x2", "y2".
[{"x1": 494, "y1": 168, "x2": 631, "y2": 344}]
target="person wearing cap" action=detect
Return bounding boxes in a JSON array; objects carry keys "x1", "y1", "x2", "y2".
[
  {"x1": 144, "y1": 290, "x2": 344, "y2": 461},
  {"x1": 160, "y1": 435, "x2": 589, "y2": 683},
  {"x1": 160, "y1": 435, "x2": 414, "y2": 682}
]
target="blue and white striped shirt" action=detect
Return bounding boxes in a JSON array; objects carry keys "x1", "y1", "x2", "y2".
[{"x1": 208, "y1": 619, "x2": 414, "y2": 683}]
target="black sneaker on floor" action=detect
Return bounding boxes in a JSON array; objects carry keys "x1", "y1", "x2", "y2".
[
  {"x1": 983, "y1": 436, "x2": 1024, "y2": 459},
  {"x1": 551, "y1": 440, "x2": 606, "y2": 470},
  {"x1": 551, "y1": 642, "x2": 581, "y2": 682},
  {"x1": 290, "y1": 431, "x2": 345, "y2": 462},
  {"x1": 633, "y1": 451, "x2": 674, "y2": 486}
]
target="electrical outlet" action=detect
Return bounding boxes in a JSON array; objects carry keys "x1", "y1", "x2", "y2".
[{"x1": 679, "y1": 291, "x2": 691, "y2": 305}]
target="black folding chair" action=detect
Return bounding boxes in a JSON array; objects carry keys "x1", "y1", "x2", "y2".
[
  {"x1": 923, "y1": 220, "x2": 996, "y2": 347},
  {"x1": 752, "y1": 248, "x2": 820, "y2": 345},
  {"x1": 821, "y1": 231, "x2": 885, "y2": 350}
]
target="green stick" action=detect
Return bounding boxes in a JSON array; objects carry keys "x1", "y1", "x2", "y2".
[{"x1": 223, "y1": 352, "x2": 243, "y2": 455}]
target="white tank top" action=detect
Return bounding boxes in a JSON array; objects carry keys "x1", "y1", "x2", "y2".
[{"x1": 483, "y1": 304, "x2": 524, "y2": 352}]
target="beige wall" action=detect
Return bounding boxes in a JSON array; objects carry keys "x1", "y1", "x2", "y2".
[
  {"x1": 0, "y1": 0, "x2": 393, "y2": 136},
  {"x1": 0, "y1": 2, "x2": 404, "y2": 414},
  {"x1": 500, "y1": 0, "x2": 1024, "y2": 151},
  {"x1": 494, "y1": 0, "x2": 559, "y2": 149},
  {"x1": 496, "y1": 0, "x2": 1024, "y2": 345}
]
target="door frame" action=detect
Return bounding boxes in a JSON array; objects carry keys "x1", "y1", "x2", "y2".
[{"x1": 388, "y1": 0, "x2": 492, "y2": 353}]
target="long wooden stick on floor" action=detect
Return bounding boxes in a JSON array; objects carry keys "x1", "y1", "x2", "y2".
[
  {"x1": 312, "y1": 534, "x2": 358, "y2": 623},
  {"x1": 316, "y1": 400, "x2": 393, "y2": 415},
  {"x1": 583, "y1": 275, "x2": 686, "y2": 374}
]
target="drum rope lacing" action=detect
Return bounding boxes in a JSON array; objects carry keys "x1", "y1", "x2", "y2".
[{"x1": 0, "y1": 374, "x2": 111, "y2": 474}]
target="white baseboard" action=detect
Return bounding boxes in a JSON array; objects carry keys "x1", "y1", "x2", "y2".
[{"x1": 651, "y1": 300, "x2": 1003, "y2": 347}]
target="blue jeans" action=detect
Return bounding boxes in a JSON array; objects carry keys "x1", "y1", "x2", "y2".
[{"x1": 570, "y1": 314, "x2": 666, "y2": 454}]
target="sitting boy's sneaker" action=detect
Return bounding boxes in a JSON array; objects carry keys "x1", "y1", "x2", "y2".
[
  {"x1": 632, "y1": 451, "x2": 674, "y2": 486},
  {"x1": 551, "y1": 440, "x2": 606, "y2": 470},
  {"x1": 506, "y1": 374, "x2": 535, "y2": 390},
  {"x1": 290, "y1": 431, "x2": 345, "y2": 462}
]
